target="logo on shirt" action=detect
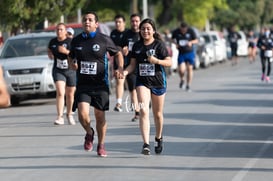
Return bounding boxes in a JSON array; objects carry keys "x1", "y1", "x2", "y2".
[
  {"x1": 93, "y1": 44, "x2": 100, "y2": 52},
  {"x1": 62, "y1": 43, "x2": 68, "y2": 48},
  {"x1": 185, "y1": 33, "x2": 191, "y2": 38},
  {"x1": 75, "y1": 47, "x2": 83, "y2": 50}
]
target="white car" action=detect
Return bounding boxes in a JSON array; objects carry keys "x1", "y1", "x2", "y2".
[
  {"x1": 208, "y1": 31, "x2": 227, "y2": 62},
  {"x1": 199, "y1": 32, "x2": 216, "y2": 67},
  {"x1": 237, "y1": 31, "x2": 248, "y2": 56},
  {"x1": 0, "y1": 32, "x2": 56, "y2": 105}
]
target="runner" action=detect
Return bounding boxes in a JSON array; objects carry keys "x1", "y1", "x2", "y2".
[
  {"x1": 257, "y1": 27, "x2": 273, "y2": 83},
  {"x1": 247, "y1": 30, "x2": 257, "y2": 63},
  {"x1": 110, "y1": 14, "x2": 128, "y2": 112},
  {"x1": 0, "y1": 65, "x2": 10, "y2": 108},
  {"x1": 48, "y1": 23, "x2": 76, "y2": 125},
  {"x1": 171, "y1": 22, "x2": 198, "y2": 92},
  {"x1": 121, "y1": 13, "x2": 141, "y2": 121},
  {"x1": 123, "y1": 18, "x2": 172, "y2": 155},
  {"x1": 227, "y1": 25, "x2": 241, "y2": 66},
  {"x1": 68, "y1": 11, "x2": 124, "y2": 157}
]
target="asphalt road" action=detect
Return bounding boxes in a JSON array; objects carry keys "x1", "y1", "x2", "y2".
[{"x1": 1, "y1": 57, "x2": 273, "y2": 181}]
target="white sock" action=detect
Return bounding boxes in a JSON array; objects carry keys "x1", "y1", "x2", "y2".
[{"x1": 117, "y1": 98, "x2": 122, "y2": 105}]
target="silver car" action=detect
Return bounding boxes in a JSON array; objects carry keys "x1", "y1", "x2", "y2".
[{"x1": 0, "y1": 32, "x2": 56, "y2": 105}]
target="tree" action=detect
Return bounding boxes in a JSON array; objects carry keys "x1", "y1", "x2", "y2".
[
  {"x1": 0, "y1": 0, "x2": 85, "y2": 35},
  {"x1": 212, "y1": 0, "x2": 273, "y2": 30},
  {"x1": 155, "y1": 0, "x2": 227, "y2": 30}
]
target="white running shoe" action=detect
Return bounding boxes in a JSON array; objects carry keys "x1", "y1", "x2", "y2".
[
  {"x1": 67, "y1": 115, "x2": 76, "y2": 125},
  {"x1": 54, "y1": 117, "x2": 64, "y2": 125}
]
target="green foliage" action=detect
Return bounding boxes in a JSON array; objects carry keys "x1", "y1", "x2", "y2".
[
  {"x1": 2, "y1": 0, "x2": 273, "y2": 35},
  {"x1": 0, "y1": 0, "x2": 85, "y2": 34},
  {"x1": 155, "y1": 0, "x2": 228, "y2": 30},
  {"x1": 212, "y1": 0, "x2": 273, "y2": 30}
]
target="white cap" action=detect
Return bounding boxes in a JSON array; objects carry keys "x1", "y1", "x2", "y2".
[{"x1": 67, "y1": 27, "x2": 74, "y2": 35}]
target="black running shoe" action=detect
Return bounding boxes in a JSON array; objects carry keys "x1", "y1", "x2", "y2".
[
  {"x1": 179, "y1": 80, "x2": 184, "y2": 89},
  {"x1": 141, "y1": 143, "x2": 150, "y2": 155},
  {"x1": 155, "y1": 137, "x2": 163, "y2": 154},
  {"x1": 186, "y1": 85, "x2": 191, "y2": 92}
]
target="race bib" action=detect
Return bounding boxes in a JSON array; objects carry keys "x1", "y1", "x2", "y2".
[
  {"x1": 56, "y1": 59, "x2": 68, "y2": 69},
  {"x1": 139, "y1": 63, "x2": 155, "y2": 76},
  {"x1": 80, "y1": 61, "x2": 97, "y2": 75},
  {"x1": 265, "y1": 50, "x2": 273, "y2": 58},
  {"x1": 179, "y1": 40, "x2": 188, "y2": 46},
  {"x1": 128, "y1": 41, "x2": 134, "y2": 51}
]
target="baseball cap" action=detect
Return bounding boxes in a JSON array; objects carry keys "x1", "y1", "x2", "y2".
[{"x1": 67, "y1": 27, "x2": 74, "y2": 35}]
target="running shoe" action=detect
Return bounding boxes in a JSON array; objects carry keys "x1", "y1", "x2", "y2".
[
  {"x1": 97, "y1": 144, "x2": 107, "y2": 157},
  {"x1": 186, "y1": 85, "x2": 191, "y2": 92},
  {"x1": 131, "y1": 115, "x2": 139, "y2": 122},
  {"x1": 113, "y1": 104, "x2": 123, "y2": 112},
  {"x1": 67, "y1": 115, "x2": 76, "y2": 125},
  {"x1": 141, "y1": 143, "x2": 151, "y2": 155},
  {"x1": 261, "y1": 74, "x2": 265, "y2": 81},
  {"x1": 54, "y1": 117, "x2": 64, "y2": 125},
  {"x1": 265, "y1": 76, "x2": 270, "y2": 83},
  {"x1": 84, "y1": 128, "x2": 94, "y2": 151},
  {"x1": 155, "y1": 137, "x2": 163, "y2": 154},
  {"x1": 179, "y1": 80, "x2": 184, "y2": 89}
]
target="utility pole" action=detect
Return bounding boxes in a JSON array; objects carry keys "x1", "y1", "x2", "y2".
[{"x1": 143, "y1": 0, "x2": 148, "y2": 19}]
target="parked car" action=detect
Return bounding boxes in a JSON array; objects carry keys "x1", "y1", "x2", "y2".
[
  {"x1": 208, "y1": 31, "x2": 227, "y2": 62},
  {"x1": 237, "y1": 31, "x2": 248, "y2": 56},
  {"x1": 44, "y1": 22, "x2": 111, "y2": 36},
  {"x1": 199, "y1": 32, "x2": 216, "y2": 67},
  {"x1": 0, "y1": 32, "x2": 56, "y2": 105}
]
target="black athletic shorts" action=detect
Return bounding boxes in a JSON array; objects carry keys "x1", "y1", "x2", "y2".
[
  {"x1": 126, "y1": 73, "x2": 136, "y2": 92},
  {"x1": 52, "y1": 68, "x2": 76, "y2": 87},
  {"x1": 75, "y1": 85, "x2": 110, "y2": 111}
]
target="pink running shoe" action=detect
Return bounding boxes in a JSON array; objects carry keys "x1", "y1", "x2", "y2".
[
  {"x1": 261, "y1": 74, "x2": 265, "y2": 81},
  {"x1": 84, "y1": 128, "x2": 94, "y2": 151},
  {"x1": 265, "y1": 76, "x2": 270, "y2": 83},
  {"x1": 97, "y1": 144, "x2": 107, "y2": 157}
]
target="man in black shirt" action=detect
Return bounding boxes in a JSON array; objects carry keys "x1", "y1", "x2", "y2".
[
  {"x1": 110, "y1": 14, "x2": 128, "y2": 112},
  {"x1": 121, "y1": 13, "x2": 141, "y2": 122},
  {"x1": 228, "y1": 25, "x2": 241, "y2": 66},
  {"x1": 69, "y1": 11, "x2": 124, "y2": 157},
  {"x1": 172, "y1": 22, "x2": 198, "y2": 92}
]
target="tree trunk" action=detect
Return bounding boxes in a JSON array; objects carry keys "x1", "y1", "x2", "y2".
[{"x1": 157, "y1": 0, "x2": 173, "y2": 26}]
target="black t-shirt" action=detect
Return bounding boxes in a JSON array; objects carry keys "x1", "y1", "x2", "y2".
[
  {"x1": 110, "y1": 28, "x2": 128, "y2": 69},
  {"x1": 69, "y1": 32, "x2": 120, "y2": 88},
  {"x1": 257, "y1": 33, "x2": 273, "y2": 51},
  {"x1": 131, "y1": 39, "x2": 169, "y2": 89},
  {"x1": 121, "y1": 29, "x2": 140, "y2": 67},
  {"x1": 110, "y1": 29, "x2": 128, "y2": 47},
  {"x1": 171, "y1": 27, "x2": 197, "y2": 53},
  {"x1": 48, "y1": 37, "x2": 72, "y2": 70},
  {"x1": 228, "y1": 31, "x2": 241, "y2": 47}
]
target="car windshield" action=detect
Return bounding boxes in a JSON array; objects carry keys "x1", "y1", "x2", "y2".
[
  {"x1": 1, "y1": 36, "x2": 52, "y2": 58},
  {"x1": 202, "y1": 35, "x2": 211, "y2": 43}
]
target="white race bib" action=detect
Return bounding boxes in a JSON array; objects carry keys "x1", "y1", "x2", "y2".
[
  {"x1": 179, "y1": 40, "x2": 188, "y2": 46},
  {"x1": 265, "y1": 50, "x2": 273, "y2": 58},
  {"x1": 56, "y1": 59, "x2": 68, "y2": 69},
  {"x1": 80, "y1": 61, "x2": 97, "y2": 75},
  {"x1": 139, "y1": 63, "x2": 155, "y2": 76},
  {"x1": 128, "y1": 41, "x2": 134, "y2": 51}
]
